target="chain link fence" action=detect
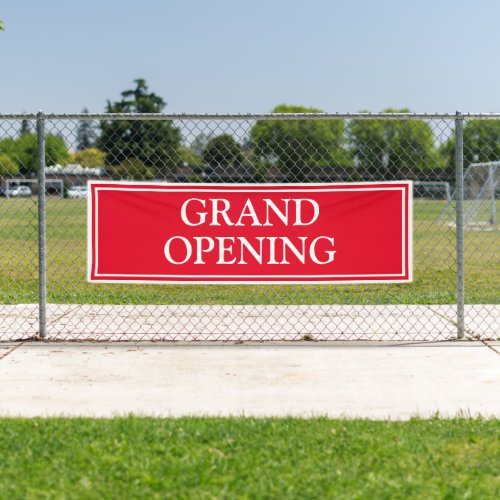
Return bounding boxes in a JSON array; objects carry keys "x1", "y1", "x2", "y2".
[{"x1": 0, "y1": 112, "x2": 498, "y2": 341}]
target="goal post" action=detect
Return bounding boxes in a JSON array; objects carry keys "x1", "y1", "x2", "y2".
[
  {"x1": 439, "y1": 161, "x2": 499, "y2": 228},
  {"x1": 464, "y1": 161, "x2": 498, "y2": 226}
]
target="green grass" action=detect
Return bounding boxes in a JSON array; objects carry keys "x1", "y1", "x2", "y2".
[
  {"x1": 0, "y1": 417, "x2": 498, "y2": 498},
  {"x1": 0, "y1": 198, "x2": 498, "y2": 304}
]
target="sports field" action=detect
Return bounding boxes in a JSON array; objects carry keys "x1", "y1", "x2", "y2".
[
  {"x1": 0, "y1": 198, "x2": 498, "y2": 305},
  {"x1": 0, "y1": 417, "x2": 498, "y2": 498}
]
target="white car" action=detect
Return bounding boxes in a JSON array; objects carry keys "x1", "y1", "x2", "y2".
[
  {"x1": 67, "y1": 186, "x2": 88, "y2": 199},
  {"x1": 8, "y1": 185, "x2": 32, "y2": 197}
]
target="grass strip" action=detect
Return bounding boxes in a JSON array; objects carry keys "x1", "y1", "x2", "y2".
[{"x1": 0, "y1": 417, "x2": 498, "y2": 498}]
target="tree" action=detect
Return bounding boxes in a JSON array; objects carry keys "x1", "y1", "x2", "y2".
[
  {"x1": 20, "y1": 117, "x2": 31, "y2": 135},
  {"x1": 0, "y1": 153, "x2": 19, "y2": 176},
  {"x1": 349, "y1": 116, "x2": 385, "y2": 175},
  {"x1": 350, "y1": 109, "x2": 439, "y2": 179},
  {"x1": 440, "y1": 120, "x2": 500, "y2": 171},
  {"x1": 76, "y1": 108, "x2": 97, "y2": 150},
  {"x1": 106, "y1": 158, "x2": 155, "y2": 181},
  {"x1": 177, "y1": 146, "x2": 203, "y2": 167},
  {"x1": 249, "y1": 104, "x2": 351, "y2": 182},
  {"x1": 191, "y1": 132, "x2": 214, "y2": 156},
  {"x1": 0, "y1": 133, "x2": 71, "y2": 175},
  {"x1": 0, "y1": 20, "x2": 4, "y2": 31},
  {"x1": 97, "y1": 79, "x2": 181, "y2": 178},
  {"x1": 202, "y1": 135, "x2": 243, "y2": 172},
  {"x1": 73, "y1": 147, "x2": 106, "y2": 167}
]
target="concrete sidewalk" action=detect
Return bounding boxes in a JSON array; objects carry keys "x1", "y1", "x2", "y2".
[{"x1": 1, "y1": 342, "x2": 499, "y2": 419}]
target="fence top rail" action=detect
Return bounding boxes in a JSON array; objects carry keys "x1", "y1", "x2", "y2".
[{"x1": 2, "y1": 111, "x2": 500, "y2": 121}]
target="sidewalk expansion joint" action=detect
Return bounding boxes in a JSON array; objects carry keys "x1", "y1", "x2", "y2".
[
  {"x1": 424, "y1": 305, "x2": 476, "y2": 339},
  {"x1": 0, "y1": 342, "x2": 24, "y2": 362},
  {"x1": 483, "y1": 341, "x2": 500, "y2": 356}
]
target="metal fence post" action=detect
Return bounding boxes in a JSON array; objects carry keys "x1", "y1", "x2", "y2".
[
  {"x1": 37, "y1": 111, "x2": 47, "y2": 338},
  {"x1": 455, "y1": 111, "x2": 465, "y2": 339}
]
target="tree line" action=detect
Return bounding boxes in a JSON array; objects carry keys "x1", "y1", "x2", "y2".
[{"x1": 2, "y1": 79, "x2": 500, "y2": 181}]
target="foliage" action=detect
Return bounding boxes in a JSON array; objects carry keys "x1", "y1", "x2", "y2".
[
  {"x1": 0, "y1": 133, "x2": 71, "y2": 174},
  {"x1": 106, "y1": 158, "x2": 155, "y2": 180},
  {"x1": 97, "y1": 79, "x2": 181, "y2": 178},
  {"x1": 252, "y1": 164, "x2": 267, "y2": 183},
  {"x1": 19, "y1": 118, "x2": 31, "y2": 135},
  {"x1": 350, "y1": 109, "x2": 440, "y2": 179},
  {"x1": 76, "y1": 108, "x2": 98, "y2": 150},
  {"x1": 0, "y1": 20, "x2": 4, "y2": 31},
  {"x1": 440, "y1": 120, "x2": 500, "y2": 170},
  {"x1": 202, "y1": 134, "x2": 244, "y2": 171},
  {"x1": 177, "y1": 146, "x2": 203, "y2": 167},
  {"x1": 73, "y1": 148, "x2": 106, "y2": 167},
  {"x1": 191, "y1": 132, "x2": 214, "y2": 156},
  {"x1": 0, "y1": 153, "x2": 19, "y2": 176},
  {"x1": 250, "y1": 104, "x2": 351, "y2": 182}
]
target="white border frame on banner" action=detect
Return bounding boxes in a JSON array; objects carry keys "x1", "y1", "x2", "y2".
[{"x1": 87, "y1": 181, "x2": 413, "y2": 285}]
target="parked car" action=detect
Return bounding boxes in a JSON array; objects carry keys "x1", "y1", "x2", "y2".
[
  {"x1": 8, "y1": 185, "x2": 32, "y2": 197},
  {"x1": 67, "y1": 185, "x2": 88, "y2": 199}
]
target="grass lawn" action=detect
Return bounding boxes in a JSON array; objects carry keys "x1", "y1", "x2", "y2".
[
  {"x1": 0, "y1": 417, "x2": 498, "y2": 498},
  {"x1": 0, "y1": 198, "x2": 498, "y2": 305}
]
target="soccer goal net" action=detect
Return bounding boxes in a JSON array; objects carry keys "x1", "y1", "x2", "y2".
[{"x1": 439, "y1": 162, "x2": 499, "y2": 229}]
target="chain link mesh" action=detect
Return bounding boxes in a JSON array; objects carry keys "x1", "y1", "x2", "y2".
[{"x1": 0, "y1": 113, "x2": 498, "y2": 341}]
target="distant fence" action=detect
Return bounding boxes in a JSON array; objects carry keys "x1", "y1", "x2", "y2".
[{"x1": 0, "y1": 112, "x2": 498, "y2": 341}]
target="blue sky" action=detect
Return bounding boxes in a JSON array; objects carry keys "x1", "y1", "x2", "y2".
[{"x1": 2, "y1": 0, "x2": 500, "y2": 114}]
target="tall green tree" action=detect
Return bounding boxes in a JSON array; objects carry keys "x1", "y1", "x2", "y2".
[
  {"x1": 73, "y1": 147, "x2": 106, "y2": 167},
  {"x1": 97, "y1": 79, "x2": 181, "y2": 178},
  {"x1": 349, "y1": 116, "x2": 385, "y2": 175},
  {"x1": 76, "y1": 108, "x2": 97, "y2": 150},
  {"x1": 106, "y1": 158, "x2": 155, "y2": 181},
  {"x1": 20, "y1": 117, "x2": 31, "y2": 135},
  {"x1": 177, "y1": 146, "x2": 203, "y2": 167},
  {"x1": 0, "y1": 134, "x2": 70, "y2": 174},
  {"x1": 191, "y1": 132, "x2": 214, "y2": 156},
  {"x1": 440, "y1": 120, "x2": 500, "y2": 171},
  {"x1": 0, "y1": 153, "x2": 19, "y2": 176},
  {"x1": 249, "y1": 104, "x2": 350, "y2": 182},
  {"x1": 202, "y1": 134, "x2": 243, "y2": 172},
  {"x1": 350, "y1": 109, "x2": 439, "y2": 179}
]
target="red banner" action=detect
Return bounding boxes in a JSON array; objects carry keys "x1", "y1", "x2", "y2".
[{"x1": 87, "y1": 182, "x2": 412, "y2": 284}]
